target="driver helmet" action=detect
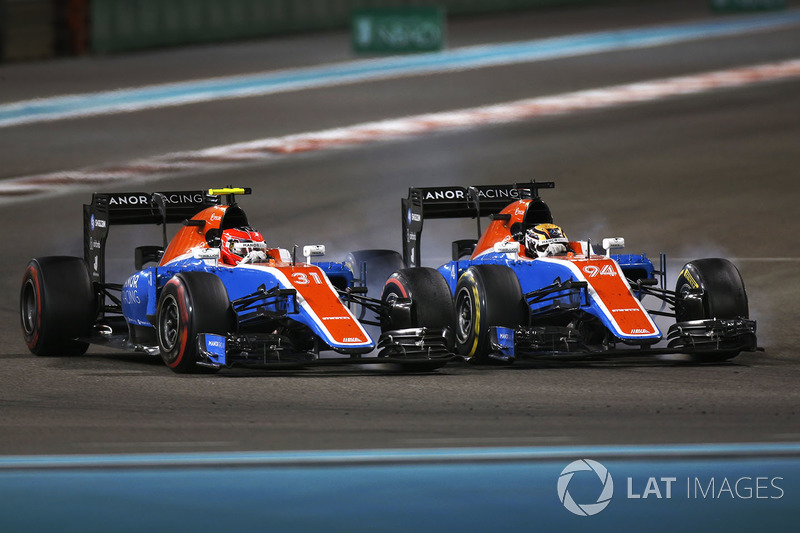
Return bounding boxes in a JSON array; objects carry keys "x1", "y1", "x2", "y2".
[
  {"x1": 525, "y1": 223, "x2": 568, "y2": 258},
  {"x1": 220, "y1": 226, "x2": 266, "y2": 264}
]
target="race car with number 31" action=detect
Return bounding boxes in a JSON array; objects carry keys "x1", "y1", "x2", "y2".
[
  {"x1": 379, "y1": 182, "x2": 758, "y2": 364},
  {"x1": 20, "y1": 188, "x2": 452, "y2": 373}
]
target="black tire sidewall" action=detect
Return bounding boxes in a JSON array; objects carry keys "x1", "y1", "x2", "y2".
[
  {"x1": 20, "y1": 257, "x2": 94, "y2": 356},
  {"x1": 675, "y1": 259, "x2": 749, "y2": 362},
  {"x1": 381, "y1": 267, "x2": 454, "y2": 331},
  {"x1": 676, "y1": 259, "x2": 748, "y2": 321}
]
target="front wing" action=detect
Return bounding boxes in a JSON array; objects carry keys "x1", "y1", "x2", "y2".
[
  {"x1": 197, "y1": 327, "x2": 454, "y2": 369},
  {"x1": 488, "y1": 317, "x2": 757, "y2": 362}
]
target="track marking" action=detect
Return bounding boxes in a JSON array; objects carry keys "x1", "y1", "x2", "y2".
[
  {"x1": 1, "y1": 9, "x2": 799, "y2": 128},
  {"x1": 2, "y1": 59, "x2": 799, "y2": 201},
  {"x1": 1, "y1": 442, "x2": 800, "y2": 470}
]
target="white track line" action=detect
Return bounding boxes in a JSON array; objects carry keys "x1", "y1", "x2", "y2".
[{"x1": 2, "y1": 59, "x2": 799, "y2": 201}]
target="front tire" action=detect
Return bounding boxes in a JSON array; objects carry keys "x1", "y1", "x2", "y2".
[
  {"x1": 454, "y1": 265, "x2": 527, "y2": 364},
  {"x1": 20, "y1": 257, "x2": 95, "y2": 356},
  {"x1": 157, "y1": 272, "x2": 233, "y2": 373},
  {"x1": 381, "y1": 268, "x2": 454, "y2": 331},
  {"x1": 675, "y1": 258, "x2": 749, "y2": 362},
  {"x1": 381, "y1": 268, "x2": 455, "y2": 371}
]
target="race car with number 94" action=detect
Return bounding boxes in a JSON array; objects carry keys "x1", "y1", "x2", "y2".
[{"x1": 378, "y1": 181, "x2": 758, "y2": 364}]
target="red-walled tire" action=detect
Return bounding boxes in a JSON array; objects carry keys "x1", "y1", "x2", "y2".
[
  {"x1": 156, "y1": 272, "x2": 233, "y2": 373},
  {"x1": 381, "y1": 268, "x2": 455, "y2": 371},
  {"x1": 381, "y1": 267, "x2": 454, "y2": 331},
  {"x1": 20, "y1": 257, "x2": 95, "y2": 357}
]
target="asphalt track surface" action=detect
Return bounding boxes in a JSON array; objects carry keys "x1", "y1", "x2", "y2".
[{"x1": 1, "y1": 1, "x2": 799, "y2": 457}]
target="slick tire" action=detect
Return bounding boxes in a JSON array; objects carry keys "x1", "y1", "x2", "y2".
[
  {"x1": 381, "y1": 267, "x2": 455, "y2": 331},
  {"x1": 157, "y1": 272, "x2": 233, "y2": 373},
  {"x1": 381, "y1": 268, "x2": 455, "y2": 372},
  {"x1": 675, "y1": 258, "x2": 749, "y2": 362},
  {"x1": 454, "y1": 265, "x2": 527, "y2": 364},
  {"x1": 20, "y1": 257, "x2": 95, "y2": 357}
]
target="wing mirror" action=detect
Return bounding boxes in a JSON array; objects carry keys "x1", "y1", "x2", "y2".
[
  {"x1": 303, "y1": 245, "x2": 326, "y2": 264},
  {"x1": 602, "y1": 237, "x2": 625, "y2": 257}
]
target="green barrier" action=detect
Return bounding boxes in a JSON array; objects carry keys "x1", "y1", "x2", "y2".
[
  {"x1": 709, "y1": 0, "x2": 787, "y2": 11},
  {"x1": 352, "y1": 7, "x2": 445, "y2": 54},
  {"x1": 90, "y1": 0, "x2": 610, "y2": 55}
]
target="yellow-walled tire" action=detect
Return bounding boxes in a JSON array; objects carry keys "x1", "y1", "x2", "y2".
[{"x1": 454, "y1": 265, "x2": 527, "y2": 364}]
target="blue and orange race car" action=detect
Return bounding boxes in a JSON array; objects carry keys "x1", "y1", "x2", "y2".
[
  {"x1": 380, "y1": 182, "x2": 758, "y2": 363},
  {"x1": 20, "y1": 188, "x2": 452, "y2": 372}
]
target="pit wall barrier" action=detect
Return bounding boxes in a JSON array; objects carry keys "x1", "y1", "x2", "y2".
[
  {"x1": 0, "y1": 0, "x2": 789, "y2": 62},
  {"x1": 89, "y1": 0, "x2": 604, "y2": 54}
]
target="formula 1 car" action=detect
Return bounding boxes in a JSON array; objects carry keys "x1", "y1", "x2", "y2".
[
  {"x1": 20, "y1": 188, "x2": 452, "y2": 372},
  {"x1": 380, "y1": 182, "x2": 757, "y2": 363}
]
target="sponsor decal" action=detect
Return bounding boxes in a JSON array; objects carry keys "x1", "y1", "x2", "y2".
[
  {"x1": 204, "y1": 334, "x2": 226, "y2": 364},
  {"x1": 680, "y1": 268, "x2": 699, "y2": 289},
  {"x1": 89, "y1": 214, "x2": 107, "y2": 230},
  {"x1": 422, "y1": 187, "x2": 520, "y2": 202},
  {"x1": 423, "y1": 189, "x2": 466, "y2": 201},
  {"x1": 108, "y1": 192, "x2": 205, "y2": 206},
  {"x1": 121, "y1": 289, "x2": 141, "y2": 305},
  {"x1": 407, "y1": 209, "x2": 421, "y2": 224},
  {"x1": 109, "y1": 194, "x2": 150, "y2": 206},
  {"x1": 121, "y1": 273, "x2": 145, "y2": 304},
  {"x1": 479, "y1": 188, "x2": 520, "y2": 200},
  {"x1": 342, "y1": 337, "x2": 364, "y2": 343}
]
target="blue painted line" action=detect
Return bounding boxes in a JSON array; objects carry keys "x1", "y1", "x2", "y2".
[
  {"x1": 1, "y1": 444, "x2": 799, "y2": 532},
  {"x1": 2, "y1": 442, "x2": 800, "y2": 469},
  {"x1": 1, "y1": 9, "x2": 799, "y2": 128}
]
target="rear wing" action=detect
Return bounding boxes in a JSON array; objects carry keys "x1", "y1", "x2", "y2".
[
  {"x1": 401, "y1": 182, "x2": 554, "y2": 267},
  {"x1": 84, "y1": 189, "x2": 249, "y2": 284}
]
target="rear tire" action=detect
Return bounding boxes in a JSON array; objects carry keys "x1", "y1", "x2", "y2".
[
  {"x1": 345, "y1": 249, "x2": 404, "y2": 331},
  {"x1": 20, "y1": 257, "x2": 95, "y2": 356},
  {"x1": 454, "y1": 265, "x2": 527, "y2": 364},
  {"x1": 675, "y1": 258, "x2": 749, "y2": 362},
  {"x1": 345, "y1": 250, "x2": 404, "y2": 299},
  {"x1": 157, "y1": 272, "x2": 233, "y2": 373}
]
